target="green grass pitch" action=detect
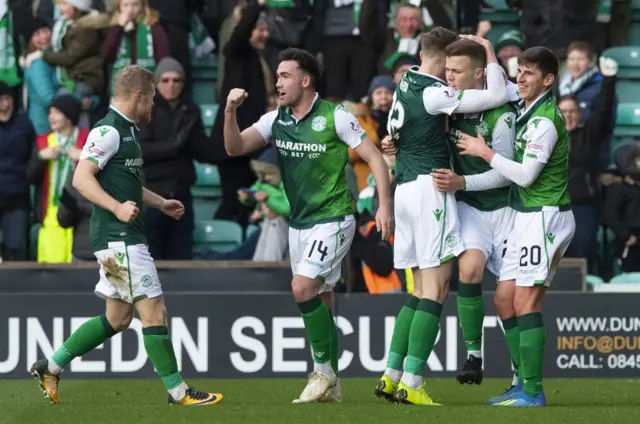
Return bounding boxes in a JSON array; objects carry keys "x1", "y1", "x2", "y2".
[{"x1": 2, "y1": 378, "x2": 640, "y2": 424}]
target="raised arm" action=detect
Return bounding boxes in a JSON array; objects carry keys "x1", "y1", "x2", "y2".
[
  {"x1": 224, "y1": 88, "x2": 274, "y2": 157},
  {"x1": 423, "y1": 36, "x2": 508, "y2": 115}
]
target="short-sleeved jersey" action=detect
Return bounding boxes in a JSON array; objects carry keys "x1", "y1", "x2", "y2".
[
  {"x1": 252, "y1": 94, "x2": 365, "y2": 229},
  {"x1": 79, "y1": 106, "x2": 146, "y2": 251},
  {"x1": 389, "y1": 68, "x2": 451, "y2": 184},
  {"x1": 448, "y1": 104, "x2": 516, "y2": 211},
  {"x1": 511, "y1": 91, "x2": 571, "y2": 211}
]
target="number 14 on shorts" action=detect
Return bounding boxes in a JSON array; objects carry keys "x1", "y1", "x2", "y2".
[{"x1": 308, "y1": 240, "x2": 329, "y2": 262}]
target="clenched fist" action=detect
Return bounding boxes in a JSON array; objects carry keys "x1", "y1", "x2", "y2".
[
  {"x1": 114, "y1": 200, "x2": 139, "y2": 223},
  {"x1": 381, "y1": 135, "x2": 398, "y2": 155},
  {"x1": 226, "y1": 88, "x2": 249, "y2": 110}
]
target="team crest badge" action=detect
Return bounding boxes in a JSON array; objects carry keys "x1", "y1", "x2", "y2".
[
  {"x1": 475, "y1": 121, "x2": 489, "y2": 137},
  {"x1": 311, "y1": 116, "x2": 327, "y2": 132}
]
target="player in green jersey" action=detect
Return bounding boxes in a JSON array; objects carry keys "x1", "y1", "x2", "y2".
[
  {"x1": 29, "y1": 66, "x2": 223, "y2": 407},
  {"x1": 376, "y1": 30, "x2": 510, "y2": 406},
  {"x1": 429, "y1": 39, "x2": 517, "y2": 386},
  {"x1": 223, "y1": 48, "x2": 393, "y2": 403},
  {"x1": 458, "y1": 47, "x2": 576, "y2": 407}
]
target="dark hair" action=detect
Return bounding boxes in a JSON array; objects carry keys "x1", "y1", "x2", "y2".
[
  {"x1": 420, "y1": 27, "x2": 459, "y2": 57},
  {"x1": 558, "y1": 94, "x2": 579, "y2": 108},
  {"x1": 518, "y1": 46, "x2": 559, "y2": 79},
  {"x1": 444, "y1": 39, "x2": 487, "y2": 68},
  {"x1": 278, "y1": 48, "x2": 321, "y2": 88},
  {"x1": 567, "y1": 41, "x2": 595, "y2": 62}
]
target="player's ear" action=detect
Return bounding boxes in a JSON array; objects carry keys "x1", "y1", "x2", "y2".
[
  {"x1": 302, "y1": 74, "x2": 311, "y2": 89},
  {"x1": 475, "y1": 67, "x2": 485, "y2": 81},
  {"x1": 543, "y1": 73, "x2": 555, "y2": 89}
]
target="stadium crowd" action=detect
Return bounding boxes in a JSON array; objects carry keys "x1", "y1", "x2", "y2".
[{"x1": 0, "y1": 0, "x2": 635, "y2": 288}]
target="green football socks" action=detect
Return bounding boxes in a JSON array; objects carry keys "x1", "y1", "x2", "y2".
[
  {"x1": 518, "y1": 313, "x2": 545, "y2": 397},
  {"x1": 328, "y1": 313, "x2": 339, "y2": 374},
  {"x1": 402, "y1": 298, "x2": 443, "y2": 388},
  {"x1": 457, "y1": 282, "x2": 484, "y2": 357},
  {"x1": 385, "y1": 295, "x2": 419, "y2": 380},
  {"x1": 502, "y1": 316, "x2": 521, "y2": 380},
  {"x1": 297, "y1": 297, "x2": 333, "y2": 373},
  {"x1": 142, "y1": 326, "x2": 185, "y2": 391},
  {"x1": 50, "y1": 315, "x2": 117, "y2": 371}
]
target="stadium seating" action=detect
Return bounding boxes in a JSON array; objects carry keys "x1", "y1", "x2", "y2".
[
  {"x1": 200, "y1": 104, "x2": 218, "y2": 135},
  {"x1": 601, "y1": 47, "x2": 640, "y2": 79},
  {"x1": 633, "y1": 0, "x2": 640, "y2": 21},
  {"x1": 193, "y1": 197, "x2": 221, "y2": 222},
  {"x1": 614, "y1": 80, "x2": 640, "y2": 104},
  {"x1": 245, "y1": 224, "x2": 260, "y2": 239},
  {"x1": 191, "y1": 55, "x2": 218, "y2": 105},
  {"x1": 628, "y1": 23, "x2": 640, "y2": 45},
  {"x1": 614, "y1": 103, "x2": 640, "y2": 136},
  {"x1": 193, "y1": 219, "x2": 243, "y2": 253},
  {"x1": 192, "y1": 161, "x2": 222, "y2": 198},
  {"x1": 609, "y1": 272, "x2": 640, "y2": 284}
]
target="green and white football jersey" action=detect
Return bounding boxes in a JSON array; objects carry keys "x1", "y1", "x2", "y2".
[
  {"x1": 388, "y1": 68, "x2": 451, "y2": 184},
  {"x1": 448, "y1": 104, "x2": 517, "y2": 211},
  {"x1": 79, "y1": 106, "x2": 146, "y2": 252},
  {"x1": 511, "y1": 91, "x2": 571, "y2": 211},
  {"x1": 252, "y1": 94, "x2": 366, "y2": 229}
]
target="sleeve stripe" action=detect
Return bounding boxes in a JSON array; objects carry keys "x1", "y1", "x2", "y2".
[
  {"x1": 85, "y1": 157, "x2": 100, "y2": 165},
  {"x1": 525, "y1": 153, "x2": 537, "y2": 158},
  {"x1": 360, "y1": 132, "x2": 367, "y2": 141}
]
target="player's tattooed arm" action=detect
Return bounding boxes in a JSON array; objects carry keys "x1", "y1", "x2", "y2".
[{"x1": 224, "y1": 88, "x2": 273, "y2": 156}]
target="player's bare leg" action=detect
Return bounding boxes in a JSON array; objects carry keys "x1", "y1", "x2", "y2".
[
  {"x1": 135, "y1": 296, "x2": 223, "y2": 406},
  {"x1": 485, "y1": 279, "x2": 524, "y2": 404},
  {"x1": 456, "y1": 249, "x2": 486, "y2": 385},
  {"x1": 375, "y1": 269, "x2": 421, "y2": 402},
  {"x1": 393, "y1": 262, "x2": 452, "y2": 406},
  {"x1": 291, "y1": 275, "x2": 337, "y2": 403},
  {"x1": 31, "y1": 298, "x2": 133, "y2": 404}
]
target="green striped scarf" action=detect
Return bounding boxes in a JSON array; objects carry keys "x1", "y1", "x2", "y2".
[
  {"x1": 111, "y1": 24, "x2": 155, "y2": 91},
  {"x1": 52, "y1": 17, "x2": 74, "y2": 92},
  {"x1": 0, "y1": 10, "x2": 20, "y2": 87},
  {"x1": 50, "y1": 130, "x2": 78, "y2": 207}
]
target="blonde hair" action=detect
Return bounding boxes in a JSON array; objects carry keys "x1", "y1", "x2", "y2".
[
  {"x1": 110, "y1": 0, "x2": 159, "y2": 26},
  {"x1": 113, "y1": 65, "x2": 154, "y2": 100}
]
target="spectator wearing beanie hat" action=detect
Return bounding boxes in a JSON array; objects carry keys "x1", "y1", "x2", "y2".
[
  {"x1": 390, "y1": 54, "x2": 419, "y2": 85},
  {"x1": 495, "y1": 30, "x2": 524, "y2": 79},
  {"x1": 20, "y1": 18, "x2": 59, "y2": 134},
  {"x1": 344, "y1": 75, "x2": 395, "y2": 191},
  {"x1": 138, "y1": 56, "x2": 212, "y2": 260},
  {"x1": 27, "y1": 94, "x2": 89, "y2": 263}
]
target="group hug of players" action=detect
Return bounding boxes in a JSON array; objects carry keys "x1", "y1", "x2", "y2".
[{"x1": 30, "y1": 23, "x2": 620, "y2": 408}]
